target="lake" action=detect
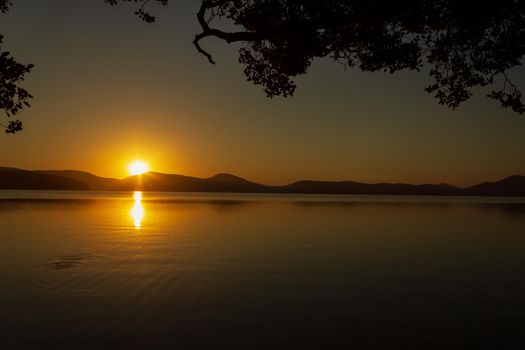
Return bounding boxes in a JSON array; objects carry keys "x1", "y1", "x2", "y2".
[{"x1": 1, "y1": 191, "x2": 524, "y2": 349}]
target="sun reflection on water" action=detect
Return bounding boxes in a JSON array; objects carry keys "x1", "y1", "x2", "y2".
[{"x1": 131, "y1": 191, "x2": 144, "y2": 229}]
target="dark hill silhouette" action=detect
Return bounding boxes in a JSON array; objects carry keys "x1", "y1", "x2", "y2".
[
  {"x1": 115, "y1": 172, "x2": 267, "y2": 193},
  {"x1": 280, "y1": 180, "x2": 461, "y2": 196},
  {"x1": 465, "y1": 175, "x2": 525, "y2": 197},
  {"x1": 116, "y1": 172, "x2": 206, "y2": 192},
  {"x1": 0, "y1": 166, "x2": 19, "y2": 172},
  {"x1": 0, "y1": 169, "x2": 90, "y2": 190},
  {"x1": 0, "y1": 167, "x2": 524, "y2": 196},
  {"x1": 37, "y1": 170, "x2": 120, "y2": 191},
  {"x1": 203, "y1": 173, "x2": 268, "y2": 192}
]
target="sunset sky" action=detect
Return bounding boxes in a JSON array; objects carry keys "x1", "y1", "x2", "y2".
[{"x1": 1, "y1": 0, "x2": 524, "y2": 186}]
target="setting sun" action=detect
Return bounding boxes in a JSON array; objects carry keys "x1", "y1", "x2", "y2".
[{"x1": 128, "y1": 161, "x2": 149, "y2": 176}]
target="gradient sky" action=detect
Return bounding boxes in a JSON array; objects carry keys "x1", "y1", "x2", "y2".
[{"x1": 0, "y1": 0, "x2": 524, "y2": 186}]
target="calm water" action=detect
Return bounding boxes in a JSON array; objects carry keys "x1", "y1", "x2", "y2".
[{"x1": 1, "y1": 191, "x2": 524, "y2": 349}]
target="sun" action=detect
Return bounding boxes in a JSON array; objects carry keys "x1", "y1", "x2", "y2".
[{"x1": 128, "y1": 161, "x2": 149, "y2": 176}]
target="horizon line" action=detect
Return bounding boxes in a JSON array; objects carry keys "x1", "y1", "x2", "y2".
[{"x1": 1, "y1": 165, "x2": 523, "y2": 189}]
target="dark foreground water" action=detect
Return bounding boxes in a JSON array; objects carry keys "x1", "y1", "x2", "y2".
[{"x1": 0, "y1": 191, "x2": 524, "y2": 349}]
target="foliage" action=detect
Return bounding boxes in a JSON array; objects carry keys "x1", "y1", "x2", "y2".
[
  {"x1": 0, "y1": 0, "x2": 11, "y2": 14},
  {"x1": 0, "y1": 35, "x2": 33, "y2": 134},
  {"x1": 190, "y1": 0, "x2": 525, "y2": 112},
  {"x1": 122, "y1": 0, "x2": 525, "y2": 111},
  {"x1": 104, "y1": 0, "x2": 168, "y2": 23}
]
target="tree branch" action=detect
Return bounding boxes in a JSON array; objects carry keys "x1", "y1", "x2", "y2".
[
  {"x1": 193, "y1": 33, "x2": 216, "y2": 64},
  {"x1": 193, "y1": 0, "x2": 267, "y2": 63}
]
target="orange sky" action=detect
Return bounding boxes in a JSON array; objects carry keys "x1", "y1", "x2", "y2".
[{"x1": 0, "y1": 0, "x2": 524, "y2": 187}]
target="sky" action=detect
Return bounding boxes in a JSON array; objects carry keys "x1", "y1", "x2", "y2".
[{"x1": 0, "y1": 0, "x2": 524, "y2": 186}]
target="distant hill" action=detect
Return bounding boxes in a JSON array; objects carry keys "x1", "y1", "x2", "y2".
[
  {"x1": 278, "y1": 180, "x2": 461, "y2": 195},
  {"x1": 0, "y1": 169, "x2": 90, "y2": 190},
  {"x1": 464, "y1": 175, "x2": 525, "y2": 196},
  {"x1": 37, "y1": 170, "x2": 119, "y2": 191},
  {"x1": 0, "y1": 166, "x2": 20, "y2": 172},
  {"x1": 0, "y1": 167, "x2": 524, "y2": 196},
  {"x1": 115, "y1": 172, "x2": 268, "y2": 193}
]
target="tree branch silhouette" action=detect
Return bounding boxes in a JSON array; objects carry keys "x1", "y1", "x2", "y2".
[
  {"x1": 102, "y1": 0, "x2": 525, "y2": 108},
  {"x1": 0, "y1": 34, "x2": 33, "y2": 134},
  {"x1": 193, "y1": 0, "x2": 268, "y2": 65}
]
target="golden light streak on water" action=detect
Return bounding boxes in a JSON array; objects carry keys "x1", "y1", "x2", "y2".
[{"x1": 131, "y1": 191, "x2": 144, "y2": 229}]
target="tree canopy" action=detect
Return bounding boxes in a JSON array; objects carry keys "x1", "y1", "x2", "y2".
[
  {"x1": 1, "y1": 0, "x2": 524, "y2": 133},
  {"x1": 1, "y1": 1, "x2": 33, "y2": 133}
]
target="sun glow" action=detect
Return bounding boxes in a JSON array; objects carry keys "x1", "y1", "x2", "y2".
[{"x1": 128, "y1": 161, "x2": 149, "y2": 176}]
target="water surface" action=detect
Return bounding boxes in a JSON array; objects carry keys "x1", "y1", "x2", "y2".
[{"x1": 1, "y1": 191, "x2": 524, "y2": 349}]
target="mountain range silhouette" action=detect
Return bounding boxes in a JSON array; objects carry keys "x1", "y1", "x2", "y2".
[{"x1": 0, "y1": 167, "x2": 524, "y2": 196}]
